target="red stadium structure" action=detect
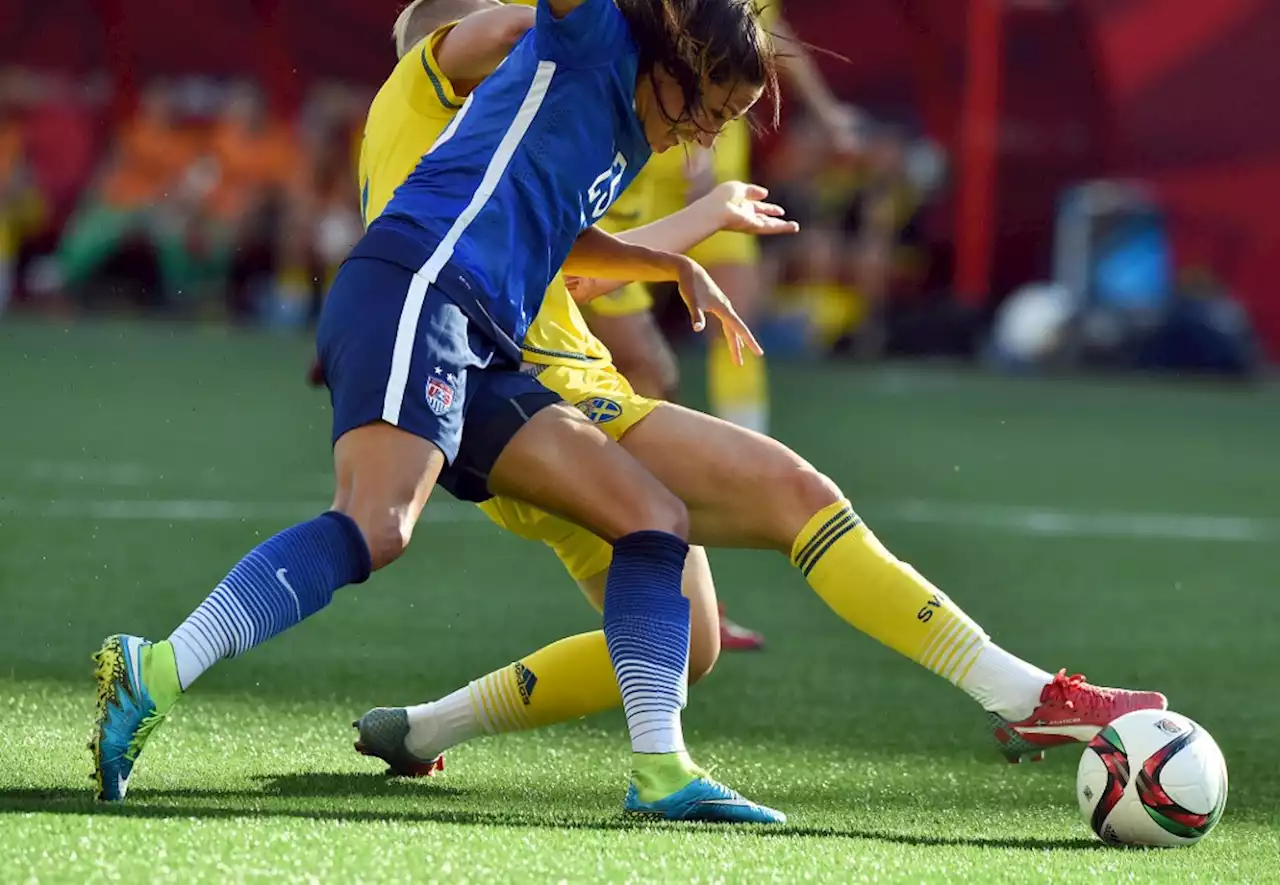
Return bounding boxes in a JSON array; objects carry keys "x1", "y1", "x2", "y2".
[{"x1": 3, "y1": 0, "x2": 1277, "y2": 354}]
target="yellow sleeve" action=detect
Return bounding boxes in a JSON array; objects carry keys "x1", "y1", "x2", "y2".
[
  {"x1": 359, "y1": 22, "x2": 464, "y2": 226},
  {"x1": 400, "y1": 24, "x2": 467, "y2": 115}
]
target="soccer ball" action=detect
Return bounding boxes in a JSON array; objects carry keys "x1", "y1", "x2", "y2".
[
  {"x1": 988, "y1": 282, "x2": 1075, "y2": 369},
  {"x1": 1077, "y1": 709, "x2": 1228, "y2": 847}
]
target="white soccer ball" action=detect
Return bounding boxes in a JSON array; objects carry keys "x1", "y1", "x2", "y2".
[
  {"x1": 990, "y1": 282, "x2": 1074, "y2": 366},
  {"x1": 1077, "y1": 709, "x2": 1228, "y2": 847}
]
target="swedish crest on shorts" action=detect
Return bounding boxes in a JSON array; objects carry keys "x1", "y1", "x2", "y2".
[
  {"x1": 426, "y1": 367, "x2": 457, "y2": 416},
  {"x1": 576, "y1": 396, "x2": 622, "y2": 424}
]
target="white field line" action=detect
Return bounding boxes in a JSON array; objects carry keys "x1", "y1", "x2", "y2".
[
  {"x1": 878, "y1": 499, "x2": 1280, "y2": 544},
  {"x1": 22, "y1": 459, "x2": 156, "y2": 487},
  {"x1": 0, "y1": 497, "x2": 489, "y2": 524},
  {"x1": 0, "y1": 493, "x2": 1276, "y2": 543}
]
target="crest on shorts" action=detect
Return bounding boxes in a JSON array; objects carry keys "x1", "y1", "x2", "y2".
[
  {"x1": 576, "y1": 396, "x2": 622, "y2": 424},
  {"x1": 426, "y1": 367, "x2": 457, "y2": 417}
]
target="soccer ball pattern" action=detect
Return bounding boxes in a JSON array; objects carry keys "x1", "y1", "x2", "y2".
[{"x1": 1077, "y1": 709, "x2": 1228, "y2": 847}]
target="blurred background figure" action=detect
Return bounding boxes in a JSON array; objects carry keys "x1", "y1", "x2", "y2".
[
  {"x1": 0, "y1": 0, "x2": 1272, "y2": 377},
  {"x1": 205, "y1": 81, "x2": 301, "y2": 322},
  {"x1": 269, "y1": 82, "x2": 363, "y2": 329},
  {"x1": 0, "y1": 71, "x2": 45, "y2": 315},
  {"x1": 38, "y1": 80, "x2": 214, "y2": 311}
]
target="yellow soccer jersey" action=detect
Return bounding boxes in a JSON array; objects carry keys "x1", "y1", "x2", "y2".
[
  {"x1": 597, "y1": 160, "x2": 658, "y2": 236},
  {"x1": 359, "y1": 22, "x2": 611, "y2": 368}
]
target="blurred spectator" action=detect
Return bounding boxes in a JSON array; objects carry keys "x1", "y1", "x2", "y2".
[
  {"x1": 15, "y1": 70, "x2": 106, "y2": 225},
  {"x1": 267, "y1": 83, "x2": 362, "y2": 327},
  {"x1": 206, "y1": 81, "x2": 302, "y2": 322},
  {"x1": 839, "y1": 123, "x2": 924, "y2": 358},
  {"x1": 0, "y1": 73, "x2": 46, "y2": 314},
  {"x1": 41, "y1": 80, "x2": 219, "y2": 308},
  {"x1": 759, "y1": 116, "x2": 948, "y2": 357}
]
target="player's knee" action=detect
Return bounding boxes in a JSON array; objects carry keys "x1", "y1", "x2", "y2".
[
  {"x1": 619, "y1": 483, "x2": 689, "y2": 540},
  {"x1": 623, "y1": 351, "x2": 679, "y2": 402},
  {"x1": 343, "y1": 506, "x2": 414, "y2": 570},
  {"x1": 772, "y1": 465, "x2": 843, "y2": 547},
  {"x1": 654, "y1": 347, "x2": 680, "y2": 401},
  {"x1": 640, "y1": 491, "x2": 691, "y2": 540}
]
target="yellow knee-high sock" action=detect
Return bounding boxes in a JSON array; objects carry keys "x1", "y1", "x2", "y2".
[
  {"x1": 792, "y1": 499, "x2": 991, "y2": 684},
  {"x1": 470, "y1": 631, "x2": 621, "y2": 732},
  {"x1": 708, "y1": 336, "x2": 769, "y2": 433},
  {"x1": 403, "y1": 631, "x2": 624, "y2": 759}
]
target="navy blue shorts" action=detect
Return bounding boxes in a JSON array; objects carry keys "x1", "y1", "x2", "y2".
[{"x1": 316, "y1": 254, "x2": 561, "y2": 503}]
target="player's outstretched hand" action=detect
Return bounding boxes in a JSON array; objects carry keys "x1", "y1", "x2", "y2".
[
  {"x1": 710, "y1": 182, "x2": 800, "y2": 237},
  {"x1": 675, "y1": 256, "x2": 763, "y2": 366}
]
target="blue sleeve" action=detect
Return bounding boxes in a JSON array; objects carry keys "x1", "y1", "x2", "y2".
[{"x1": 535, "y1": 0, "x2": 633, "y2": 68}]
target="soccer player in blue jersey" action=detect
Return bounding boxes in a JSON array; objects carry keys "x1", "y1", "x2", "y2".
[{"x1": 91, "y1": 0, "x2": 787, "y2": 823}]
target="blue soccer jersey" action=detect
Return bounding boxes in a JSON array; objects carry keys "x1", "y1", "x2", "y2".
[{"x1": 376, "y1": 0, "x2": 653, "y2": 361}]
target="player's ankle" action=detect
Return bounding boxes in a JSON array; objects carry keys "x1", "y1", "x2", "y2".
[
  {"x1": 141, "y1": 640, "x2": 184, "y2": 712},
  {"x1": 631, "y1": 750, "x2": 703, "y2": 802}
]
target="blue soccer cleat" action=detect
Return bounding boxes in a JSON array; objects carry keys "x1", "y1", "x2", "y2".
[
  {"x1": 90, "y1": 634, "x2": 181, "y2": 801},
  {"x1": 624, "y1": 776, "x2": 787, "y2": 824}
]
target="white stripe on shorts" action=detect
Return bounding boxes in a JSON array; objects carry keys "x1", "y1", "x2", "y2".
[{"x1": 382, "y1": 60, "x2": 558, "y2": 426}]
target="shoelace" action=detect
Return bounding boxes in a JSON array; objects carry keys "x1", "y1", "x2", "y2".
[{"x1": 1040, "y1": 670, "x2": 1119, "y2": 717}]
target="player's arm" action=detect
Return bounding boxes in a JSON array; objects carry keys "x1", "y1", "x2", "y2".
[
  {"x1": 568, "y1": 183, "x2": 797, "y2": 303},
  {"x1": 561, "y1": 227, "x2": 690, "y2": 285},
  {"x1": 434, "y1": 5, "x2": 535, "y2": 86},
  {"x1": 563, "y1": 226, "x2": 764, "y2": 364}
]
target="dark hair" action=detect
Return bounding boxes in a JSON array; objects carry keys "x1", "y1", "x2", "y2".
[{"x1": 616, "y1": 0, "x2": 780, "y2": 134}]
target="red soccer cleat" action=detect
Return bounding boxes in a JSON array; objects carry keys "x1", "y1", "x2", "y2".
[
  {"x1": 991, "y1": 670, "x2": 1168, "y2": 763},
  {"x1": 718, "y1": 605, "x2": 764, "y2": 652}
]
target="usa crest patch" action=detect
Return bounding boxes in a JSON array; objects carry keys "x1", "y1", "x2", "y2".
[{"x1": 426, "y1": 368, "x2": 457, "y2": 417}]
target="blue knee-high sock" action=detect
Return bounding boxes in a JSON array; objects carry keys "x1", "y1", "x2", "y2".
[
  {"x1": 167, "y1": 511, "x2": 371, "y2": 689},
  {"x1": 602, "y1": 531, "x2": 691, "y2": 756}
]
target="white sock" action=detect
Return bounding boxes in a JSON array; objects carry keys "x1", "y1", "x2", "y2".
[
  {"x1": 169, "y1": 632, "x2": 213, "y2": 691},
  {"x1": 404, "y1": 685, "x2": 485, "y2": 760},
  {"x1": 957, "y1": 643, "x2": 1054, "y2": 721}
]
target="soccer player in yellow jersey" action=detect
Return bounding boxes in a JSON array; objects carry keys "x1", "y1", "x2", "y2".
[{"x1": 352, "y1": 1, "x2": 1170, "y2": 793}]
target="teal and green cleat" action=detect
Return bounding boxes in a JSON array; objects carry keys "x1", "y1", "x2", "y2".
[
  {"x1": 624, "y1": 777, "x2": 787, "y2": 824},
  {"x1": 89, "y1": 635, "x2": 181, "y2": 801}
]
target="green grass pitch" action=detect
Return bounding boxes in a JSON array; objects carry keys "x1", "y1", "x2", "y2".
[{"x1": 1, "y1": 321, "x2": 1277, "y2": 882}]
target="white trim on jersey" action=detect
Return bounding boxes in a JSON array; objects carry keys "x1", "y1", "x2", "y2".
[
  {"x1": 430, "y1": 92, "x2": 474, "y2": 155},
  {"x1": 382, "y1": 61, "x2": 558, "y2": 428}
]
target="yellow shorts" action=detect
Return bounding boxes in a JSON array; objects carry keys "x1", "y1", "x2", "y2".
[
  {"x1": 475, "y1": 362, "x2": 662, "y2": 581},
  {"x1": 647, "y1": 119, "x2": 760, "y2": 268},
  {"x1": 583, "y1": 281, "x2": 654, "y2": 318}
]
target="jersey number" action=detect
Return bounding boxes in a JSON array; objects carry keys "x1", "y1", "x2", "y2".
[{"x1": 586, "y1": 152, "x2": 628, "y2": 221}]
